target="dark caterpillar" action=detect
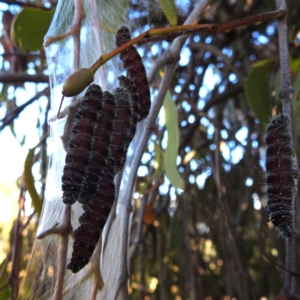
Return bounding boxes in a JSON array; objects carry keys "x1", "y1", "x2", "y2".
[
  {"x1": 116, "y1": 26, "x2": 150, "y2": 121},
  {"x1": 62, "y1": 84, "x2": 103, "y2": 204},
  {"x1": 109, "y1": 87, "x2": 133, "y2": 173},
  {"x1": 67, "y1": 176, "x2": 115, "y2": 273},
  {"x1": 77, "y1": 91, "x2": 116, "y2": 204},
  {"x1": 118, "y1": 75, "x2": 138, "y2": 140},
  {"x1": 264, "y1": 115, "x2": 296, "y2": 238}
]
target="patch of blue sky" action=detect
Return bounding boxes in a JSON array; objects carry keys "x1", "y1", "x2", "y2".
[
  {"x1": 193, "y1": 35, "x2": 200, "y2": 43},
  {"x1": 222, "y1": 47, "x2": 233, "y2": 57},
  {"x1": 252, "y1": 140, "x2": 258, "y2": 148},
  {"x1": 174, "y1": 85, "x2": 181, "y2": 93},
  {"x1": 162, "y1": 40, "x2": 169, "y2": 50},
  {"x1": 196, "y1": 167, "x2": 211, "y2": 189},
  {"x1": 199, "y1": 86, "x2": 207, "y2": 99},
  {"x1": 189, "y1": 84, "x2": 195, "y2": 91},
  {"x1": 231, "y1": 145, "x2": 244, "y2": 164},
  {"x1": 229, "y1": 73, "x2": 238, "y2": 84},
  {"x1": 249, "y1": 54, "x2": 256, "y2": 61},
  {"x1": 245, "y1": 177, "x2": 253, "y2": 187},
  {"x1": 218, "y1": 84, "x2": 225, "y2": 93},
  {"x1": 220, "y1": 129, "x2": 228, "y2": 139},
  {"x1": 107, "y1": 70, "x2": 115, "y2": 83},
  {"x1": 204, "y1": 51, "x2": 211, "y2": 59},
  {"x1": 205, "y1": 36, "x2": 212, "y2": 44},
  {"x1": 181, "y1": 120, "x2": 187, "y2": 127},
  {"x1": 179, "y1": 47, "x2": 191, "y2": 66},
  {"x1": 188, "y1": 114, "x2": 195, "y2": 124},
  {"x1": 223, "y1": 164, "x2": 231, "y2": 172},
  {"x1": 252, "y1": 31, "x2": 269, "y2": 45},
  {"x1": 200, "y1": 116, "x2": 210, "y2": 127},
  {"x1": 203, "y1": 64, "x2": 222, "y2": 91},
  {"x1": 161, "y1": 130, "x2": 168, "y2": 150},
  {"x1": 235, "y1": 126, "x2": 248, "y2": 146},
  {"x1": 148, "y1": 141, "x2": 154, "y2": 152},
  {"x1": 138, "y1": 165, "x2": 149, "y2": 176},
  {"x1": 252, "y1": 193, "x2": 262, "y2": 210},
  {"x1": 266, "y1": 23, "x2": 276, "y2": 36},
  {"x1": 182, "y1": 101, "x2": 191, "y2": 112},
  {"x1": 185, "y1": 146, "x2": 191, "y2": 152},
  {"x1": 129, "y1": 10, "x2": 148, "y2": 21},
  {"x1": 189, "y1": 174, "x2": 195, "y2": 184},
  {"x1": 151, "y1": 44, "x2": 159, "y2": 56},
  {"x1": 190, "y1": 159, "x2": 197, "y2": 171},
  {"x1": 0, "y1": 3, "x2": 8, "y2": 10},
  {"x1": 158, "y1": 105, "x2": 165, "y2": 127},
  {"x1": 207, "y1": 124, "x2": 215, "y2": 139},
  {"x1": 141, "y1": 152, "x2": 151, "y2": 164},
  {"x1": 159, "y1": 176, "x2": 170, "y2": 195},
  {"x1": 196, "y1": 66, "x2": 203, "y2": 75}
]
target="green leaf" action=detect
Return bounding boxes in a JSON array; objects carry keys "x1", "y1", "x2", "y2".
[
  {"x1": 11, "y1": 8, "x2": 54, "y2": 51},
  {"x1": 158, "y1": 0, "x2": 178, "y2": 26},
  {"x1": 245, "y1": 59, "x2": 275, "y2": 124},
  {"x1": 24, "y1": 133, "x2": 48, "y2": 215},
  {"x1": 163, "y1": 91, "x2": 185, "y2": 190}
]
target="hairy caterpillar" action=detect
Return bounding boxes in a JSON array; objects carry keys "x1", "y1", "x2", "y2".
[
  {"x1": 77, "y1": 91, "x2": 116, "y2": 204},
  {"x1": 67, "y1": 88, "x2": 138, "y2": 273},
  {"x1": 264, "y1": 115, "x2": 296, "y2": 238},
  {"x1": 62, "y1": 84, "x2": 103, "y2": 204},
  {"x1": 118, "y1": 75, "x2": 138, "y2": 140},
  {"x1": 116, "y1": 26, "x2": 150, "y2": 121},
  {"x1": 67, "y1": 177, "x2": 115, "y2": 272},
  {"x1": 109, "y1": 87, "x2": 133, "y2": 173}
]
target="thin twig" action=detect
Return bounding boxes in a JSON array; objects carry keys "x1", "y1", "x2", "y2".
[
  {"x1": 92, "y1": 9, "x2": 285, "y2": 76},
  {"x1": 0, "y1": 86, "x2": 50, "y2": 131},
  {"x1": 44, "y1": 0, "x2": 85, "y2": 47}
]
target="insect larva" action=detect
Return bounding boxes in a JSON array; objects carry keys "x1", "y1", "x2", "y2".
[
  {"x1": 264, "y1": 115, "x2": 296, "y2": 238},
  {"x1": 118, "y1": 75, "x2": 138, "y2": 140},
  {"x1": 62, "y1": 84, "x2": 103, "y2": 204},
  {"x1": 67, "y1": 176, "x2": 115, "y2": 273},
  {"x1": 77, "y1": 91, "x2": 116, "y2": 204},
  {"x1": 109, "y1": 87, "x2": 132, "y2": 173},
  {"x1": 116, "y1": 26, "x2": 150, "y2": 121}
]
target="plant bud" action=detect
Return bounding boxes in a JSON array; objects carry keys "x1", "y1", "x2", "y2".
[{"x1": 62, "y1": 68, "x2": 94, "y2": 97}]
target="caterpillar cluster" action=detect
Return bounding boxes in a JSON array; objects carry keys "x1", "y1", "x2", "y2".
[
  {"x1": 264, "y1": 115, "x2": 296, "y2": 238},
  {"x1": 62, "y1": 26, "x2": 151, "y2": 273}
]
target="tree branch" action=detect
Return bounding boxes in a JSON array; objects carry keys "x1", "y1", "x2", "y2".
[{"x1": 276, "y1": 0, "x2": 300, "y2": 298}]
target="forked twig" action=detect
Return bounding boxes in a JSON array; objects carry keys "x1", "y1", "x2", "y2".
[{"x1": 43, "y1": 0, "x2": 85, "y2": 48}]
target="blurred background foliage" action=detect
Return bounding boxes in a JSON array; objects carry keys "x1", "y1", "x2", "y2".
[{"x1": 0, "y1": 0, "x2": 300, "y2": 299}]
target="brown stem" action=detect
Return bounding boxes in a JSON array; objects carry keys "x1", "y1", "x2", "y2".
[
  {"x1": 0, "y1": 72, "x2": 49, "y2": 83},
  {"x1": 43, "y1": 0, "x2": 85, "y2": 47}
]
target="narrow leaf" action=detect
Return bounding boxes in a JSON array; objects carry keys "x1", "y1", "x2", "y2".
[
  {"x1": 24, "y1": 133, "x2": 48, "y2": 215},
  {"x1": 245, "y1": 59, "x2": 275, "y2": 124},
  {"x1": 11, "y1": 8, "x2": 54, "y2": 51},
  {"x1": 163, "y1": 91, "x2": 185, "y2": 190},
  {"x1": 158, "y1": 0, "x2": 178, "y2": 26}
]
